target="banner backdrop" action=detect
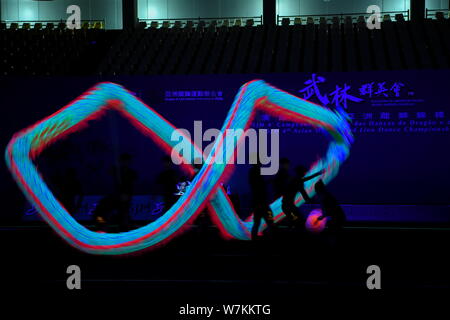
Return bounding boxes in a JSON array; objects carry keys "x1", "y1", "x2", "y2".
[{"x1": 1, "y1": 70, "x2": 449, "y2": 223}]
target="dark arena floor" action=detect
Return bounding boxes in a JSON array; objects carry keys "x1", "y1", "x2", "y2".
[{"x1": 2, "y1": 221, "x2": 449, "y2": 314}]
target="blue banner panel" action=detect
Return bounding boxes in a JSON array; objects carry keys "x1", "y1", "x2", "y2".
[{"x1": 1, "y1": 70, "x2": 449, "y2": 223}]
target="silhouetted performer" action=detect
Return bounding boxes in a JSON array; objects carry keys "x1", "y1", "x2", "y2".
[
  {"x1": 189, "y1": 159, "x2": 212, "y2": 230},
  {"x1": 282, "y1": 165, "x2": 323, "y2": 225},
  {"x1": 314, "y1": 180, "x2": 346, "y2": 232},
  {"x1": 249, "y1": 162, "x2": 274, "y2": 240},
  {"x1": 56, "y1": 167, "x2": 82, "y2": 214},
  {"x1": 273, "y1": 158, "x2": 290, "y2": 198},
  {"x1": 174, "y1": 159, "x2": 202, "y2": 197},
  {"x1": 156, "y1": 156, "x2": 179, "y2": 211},
  {"x1": 94, "y1": 153, "x2": 137, "y2": 232},
  {"x1": 114, "y1": 153, "x2": 137, "y2": 231}
]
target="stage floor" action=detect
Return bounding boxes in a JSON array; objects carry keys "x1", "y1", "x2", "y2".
[{"x1": 1, "y1": 223, "x2": 449, "y2": 313}]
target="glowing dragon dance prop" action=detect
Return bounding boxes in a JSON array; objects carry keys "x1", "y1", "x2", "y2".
[{"x1": 5, "y1": 81, "x2": 353, "y2": 255}]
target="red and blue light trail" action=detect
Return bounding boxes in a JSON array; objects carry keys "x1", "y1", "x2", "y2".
[{"x1": 5, "y1": 81, "x2": 352, "y2": 255}]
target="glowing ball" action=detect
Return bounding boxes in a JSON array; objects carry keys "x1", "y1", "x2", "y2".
[{"x1": 305, "y1": 209, "x2": 328, "y2": 233}]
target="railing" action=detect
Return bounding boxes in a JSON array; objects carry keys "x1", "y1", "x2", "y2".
[
  {"x1": 425, "y1": 9, "x2": 449, "y2": 19},
  {"x1": 0, "y1": 19, "x2": 106, "y2": 29},
  {"x1": 277, "y1": 10, "x2": 409, "y2": 25},
  {"x1": 138, "y1": 16, "x2": 263, "y2": 28}
]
